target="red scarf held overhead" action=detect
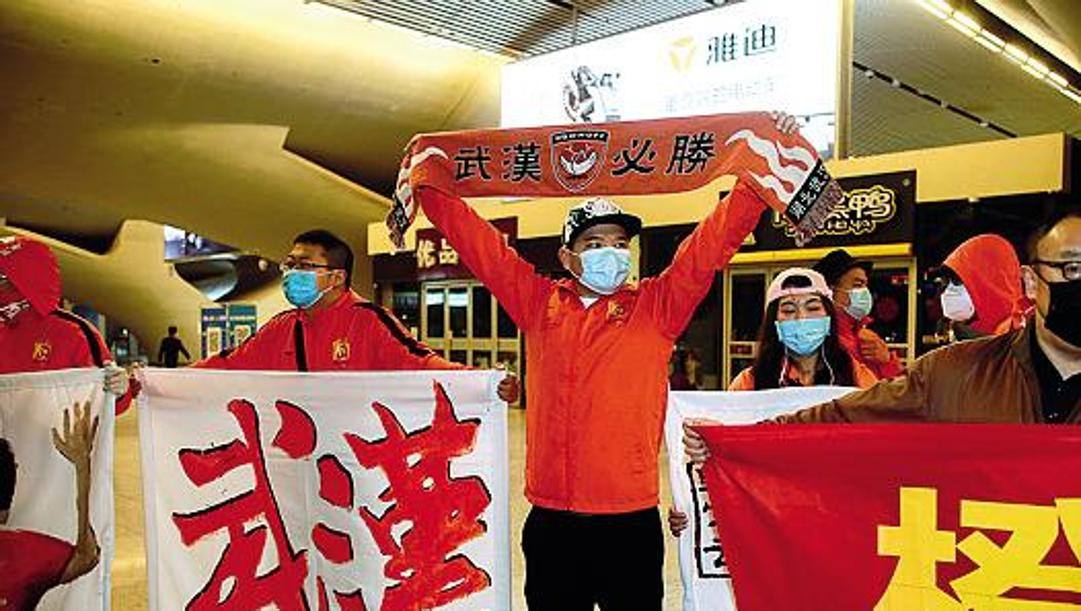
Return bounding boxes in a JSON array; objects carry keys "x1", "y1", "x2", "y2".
[{"x1": 388, "y1": 112, "x2": 844, "y2": 248}]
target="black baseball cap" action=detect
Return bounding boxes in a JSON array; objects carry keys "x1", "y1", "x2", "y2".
[
  {"x1": 813, "y1": 249, "x2": 873, "y2": 286},
  {"x1": 562, "y1": 197, "x2": 642, "y2": 247}
]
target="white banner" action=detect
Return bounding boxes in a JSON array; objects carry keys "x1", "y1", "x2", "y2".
[
  {"x1": 139, "y1": 368, "x2": 509, "y2": 611},
  {"x1": 665, "y1": 387, "x2": 855, "y2": 611},
  {"x1": 501, "y1": 0, "x2": 840, "y2": 155},
  {"x1": 0, "y1": 368, "x2": 116, "y2": 611}
]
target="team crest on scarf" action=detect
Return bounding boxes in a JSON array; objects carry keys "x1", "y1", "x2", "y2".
[
  {"x1": 32, "y1": 341, "x2": 51, "y2": 362},
  {"x1": 332, "y1": 338, "x2": 350, "y2": 363},
  {"x1": 550, "y1": 129, "x2": 609, "y2": 192}
]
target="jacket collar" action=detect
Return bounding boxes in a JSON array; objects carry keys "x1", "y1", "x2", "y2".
[
  {"x1": 1008, "y1": 319, "x2": 1037, "y2": 373},
  {"x1": 554, "y1": 277, "x2": 639, "y2": 297}
]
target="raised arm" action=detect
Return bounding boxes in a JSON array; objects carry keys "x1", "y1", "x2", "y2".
[
  {"x1": 401, "y1": 148, "x2": 552, "y2": 331},
  {"x1": 642, "y1": 182, "x2": 766, "y2": 339},
  {"x1": 51, "y1": 402, "x2": 101, "y2": 584}
]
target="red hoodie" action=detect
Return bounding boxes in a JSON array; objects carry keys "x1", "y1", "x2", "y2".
[
  {"x1": 835, "y1": 309, "x2": 905, "y2": 379},
  {"x1": 943, "y1": 234, "x2": 1033, "y2": 336},
  {"x1": 0, "y1": 236, "x2": 131, "y2": 413}
]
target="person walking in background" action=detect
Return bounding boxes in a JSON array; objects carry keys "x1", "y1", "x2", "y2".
[{"x1": 157, "y1": 325, "x2": 190, "y2": 368}]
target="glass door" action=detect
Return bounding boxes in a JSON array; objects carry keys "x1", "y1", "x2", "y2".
[{"x1": 421, "y1": 280, "x2": 522, "y2": 405}]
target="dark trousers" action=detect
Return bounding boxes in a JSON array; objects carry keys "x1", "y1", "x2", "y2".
[{"x1": 522, "y1": 505, "x2": 664, "y2": 611}]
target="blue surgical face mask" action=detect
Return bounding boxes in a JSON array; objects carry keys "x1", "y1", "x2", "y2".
[
  {"x1": 283, "y1": 270, "x2": 329, "y2": 309},
  {"x1": 845, "y1": 287, "x2": 874, "y2": 320},
  {"x1": 775, "y1": 317, "x2": 831, "y2": 356},
  {"x1": 574, "y1": 247, "x2": 631, "y2": 295}
]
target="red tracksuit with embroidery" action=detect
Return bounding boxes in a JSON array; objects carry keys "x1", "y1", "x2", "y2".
[
  {"x1": 194, "y1": 290, "x2": 465, "y2": 371},
  {"x1": 0, "y1": 235, "x2": 131, "y2": 413}
]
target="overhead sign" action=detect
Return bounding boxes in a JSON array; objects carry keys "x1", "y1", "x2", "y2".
[{"x1": 501, "y1": 0, "x2": 840, "y2": 156}]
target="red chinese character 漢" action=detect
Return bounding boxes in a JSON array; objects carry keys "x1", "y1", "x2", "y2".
[
  {"x1": 172, "y1": 399, "x2": 311, "y2": 611},
  {"x1": 345, "y1": 382, "x2": 492, "y2": 611}
]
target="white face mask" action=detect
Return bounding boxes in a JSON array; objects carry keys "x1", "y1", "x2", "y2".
[{"x1": 940, "y1": 282, "x2": 975, "y2": 322}]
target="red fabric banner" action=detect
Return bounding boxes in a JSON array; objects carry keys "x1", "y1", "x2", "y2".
[
  {"x1": 695, "y1": 423, "x2": 1081, "y2": 610},
  {"x1": 390, "y1": 113, "x2": 843, "y2": 248}
]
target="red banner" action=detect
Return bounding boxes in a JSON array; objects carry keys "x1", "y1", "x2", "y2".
[{"x1": 695, "y1": 424, "x2": 1081, "y2": 610}]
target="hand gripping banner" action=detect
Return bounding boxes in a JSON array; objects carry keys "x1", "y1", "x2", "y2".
[{"x1": 665, "y1": 387, "x2": 855, "y2": 611}]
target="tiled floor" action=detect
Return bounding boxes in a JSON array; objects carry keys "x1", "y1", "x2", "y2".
[{"x1": 111, "y1": 408, "x2": 683, "y2": 610}]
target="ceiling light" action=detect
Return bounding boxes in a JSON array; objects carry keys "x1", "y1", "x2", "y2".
[
  {"x1": 978, "y1": 30, "x2": 1004, "y2": 48},
  {"x1": 1025, "y1": 58, "x2": 1049, "y2": 75},
  {"x1": 951, "y1": 11, "x2": 979, "y2": 31},
  {"x1": 974, "y1": 36, "x2": 1003, "y2": 53},
  {"x1": 1021, "y1": 64, "x2": 1047, "y2": 80},
  {"x1": 916, "y1": 0, "x2": 951, "y2": 19},
  {"x1": 946, "y1": 16, "x2": 978, "y2": 37},
  {"x1": 1063, "y1": 89, "x2": 1081, "y2": 104},
  {"x1": 1047, "y1": 72, "x2": 1068, "y2": 87},
  {"x1": 1003, "y1": 44, "x2": 1028, "y2": 64}
]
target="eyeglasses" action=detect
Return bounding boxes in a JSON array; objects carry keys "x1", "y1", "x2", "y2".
[
  {"x1": 279, "y1": 259, "x2": 338, "y2": 274},
  {"x1": 1033, "y1": 259, "x2": 1081, "y2": 282}
]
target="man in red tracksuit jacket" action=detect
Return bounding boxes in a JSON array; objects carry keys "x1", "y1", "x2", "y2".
[
  {"x1": 401, "y1": 114, "x2": 804, "y2": 610},
  {"x1": 0, "y1": 236, "x2": 131, "y2": 411},
  {"x1": 194, "y1": 230, "x2": 519, "y2": 401},
  {"x1": 813, "y1": 249, "x2": 905, "y2": 380}
]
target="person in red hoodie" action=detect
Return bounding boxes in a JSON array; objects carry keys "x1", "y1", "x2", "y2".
[
  {"x1": 812, "y1": 249, "x2": 904, "y2": 379},
  {"x1": 936, "y1": 234, "x2": 1033, "y2": 340},
  {"x1": 194, "y1": 230, "x2": 519, "y2": 401},
  {"x1": 0, "y1": 236, "x2": 130, "y2": 410},
  {"x1": 0, "y1": 404, "x2": 101, "y2": 611}
]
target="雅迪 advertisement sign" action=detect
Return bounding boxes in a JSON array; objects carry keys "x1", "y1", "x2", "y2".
[{"x1": 501, "y1": 0, "x2": 840, "y2": 156}]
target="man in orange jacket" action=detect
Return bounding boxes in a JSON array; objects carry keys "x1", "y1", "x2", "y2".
[
  {"x1": 0, "y1": 236, "x2": 131, "y2": 412},
  {"x1": 194, "y1": 230, "x2": 519, "y2": 401},
  {"x1": 813, "y1": 249, "x2": 904, "y2": 379},
  {"x1": 402, "y1": 116, "x2": 800, "y2": 609}
]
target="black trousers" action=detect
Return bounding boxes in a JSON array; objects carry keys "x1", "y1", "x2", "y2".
[{"x1": 522, "y1": 505, "x2": 664, "y2": 611}]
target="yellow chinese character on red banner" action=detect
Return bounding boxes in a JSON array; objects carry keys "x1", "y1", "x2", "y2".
[{"x1": 875, "y1": 487, "x2": 1081, "y2": 610}]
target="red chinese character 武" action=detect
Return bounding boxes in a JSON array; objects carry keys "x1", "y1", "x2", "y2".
[
  {"x1": 346, "y1": 382, "x2": 492, "y2": 611},
  {"x1": 172, "y1": 399, "x2": 311, "y2": 611}
]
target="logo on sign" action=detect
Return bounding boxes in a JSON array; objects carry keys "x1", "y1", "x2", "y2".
[
  {"x1": 772, "y1": 184, "x2": 897, "y2": 237},
  {"x1": 668, "y1": 36, "x2": 697, "y2": 72},
  {"x1": 550, "y1": 130, "x2": 609, "y2": 192}
]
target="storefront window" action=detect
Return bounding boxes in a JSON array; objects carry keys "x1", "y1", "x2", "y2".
[
  {"x1": 731, "y1": 274, "x2": 766, "y2": 341},
  {"x1": 448, "y1": 287, "x2": 468, "y2": 338},
  {"x1": 425, "y1": 287, "x2": 444, "y2": 339},
  {"x1": 472, "y1": 286, "x2": 492, "y2": 338},
  {"x1": 391, "y1": 283, "x2": 420, "y2": 331},
  {"x1": 868, "y1": 268, "x2": 909, "y2": 346},
  {"x1": 497, "y1": 303, "x2": 516, "y2": 338}
]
